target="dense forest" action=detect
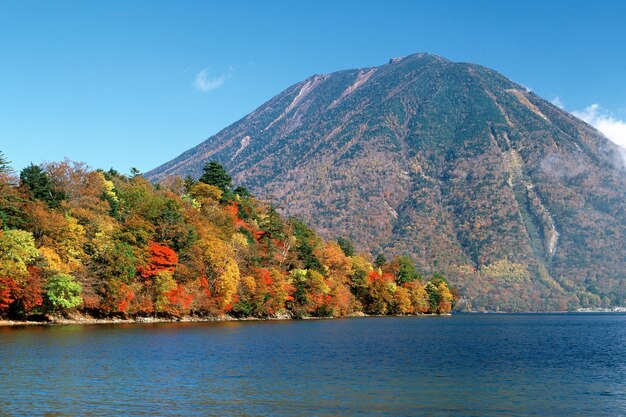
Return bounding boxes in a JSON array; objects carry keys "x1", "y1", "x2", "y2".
[{"x1": 0, "y1": 152, "x2": 455, "y2": 321}]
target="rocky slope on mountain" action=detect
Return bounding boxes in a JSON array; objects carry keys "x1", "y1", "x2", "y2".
[{"x1": 147, "y1": 53, "x2": 626, "y2": 311}]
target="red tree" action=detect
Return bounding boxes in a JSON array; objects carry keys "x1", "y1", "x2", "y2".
[
  {"x1": 165, "y1": 284, "x2": 194, "y2": 315},
  {"x1": 14, "y1": 266, "x2": 45, "y2": 312},
  {"x1": 139, "y1": 241, "x2": 178, "y2": 279},
  {"x1": 0, "y1": 277, "x2": 18, "y2": 312}
]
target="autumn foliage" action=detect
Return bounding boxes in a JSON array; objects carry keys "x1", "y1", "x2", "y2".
[
  {"x1": 0, "y1": 158, "x2": 457, "y2": 319},
  {"x1": 0, "y1": 277, "x2": 19, "y2": 311},
  {"x1": 139, "y1": 241, "x2": 178, "y2": 279}
]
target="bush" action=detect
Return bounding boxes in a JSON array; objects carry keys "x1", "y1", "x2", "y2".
[{"x1": 44, "y1": 273, "x2": 82, "y2": 312}]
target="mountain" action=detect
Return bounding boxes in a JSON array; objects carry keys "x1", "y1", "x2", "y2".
[{"x1": 147, "y1": 53, "x2": 626, "y2": 311}]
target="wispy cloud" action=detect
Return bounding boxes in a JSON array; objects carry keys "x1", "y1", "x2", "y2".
[
  {"x1": 194, "y1": 67, "x2": 232, "y2": 92},
  {"x1": 572, "y1": 104, "x2": 626, "y2": 149},
  {"x1": 551, "y1": 96, "x2": 564, "y2": 109}
]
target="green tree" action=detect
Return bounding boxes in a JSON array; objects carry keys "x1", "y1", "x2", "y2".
[
  {"x1": 234, "y1": 185, "x2": 251, "y2": 198},
  {"x1": 20, "y1": 163, "x2": 64, "y2": 207},
  {"x1": 0, "y1": 155, "x2": 26, "y2": 230},
  {"x1": 130, "y1": 167, "x2": 142, "y2": 178},
  {"x1": 292, "y1": 219, "x2": 323, "y2": 272},
  {"x1": 0, "y1": 229, "x2": 39, "y2": 277},
  {"x1": 105, "y1": 167, "x2": 123, "y2": 180},
  {"x1": 425, "y1": 277, "x2": 453, "y2": 314},
  {"x1": 263, "y1": 203, "x2": 284, "y2": 239},
  {"x1": 0, "y1": 151, "x2": 12, "y2": 175},
  {"x1": 199, "y1": 161, "x2": 232, "y2": 192},
  {"x1": 183, "y1": 175, "x2": 197, "y2": 194},
  {"x1": 374, "y1": 253, "x2": 387, "y2": 268},
  {"x1": 44, "y1": 273, "x2": 82, "y2": 312},
  {"x1": 337, "y1": 236, "x2": 355, "y2": 257},
  {"x1": 395, "y1": 255, "x2": 422, "y2": 284},
  {"x1": 431, "y1": 272, "x2": 449, "y2": 285}
]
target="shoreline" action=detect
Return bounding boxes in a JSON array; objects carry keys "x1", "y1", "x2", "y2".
[
  {"x1": 0, "y1": 312, "x2": 451, "y2": 327},
  {"x1": 2, "y1": 309, "x2": 624, "y2": 327},
  {"x1": 0, "y1": 314, "x2": 305, "y2": 327}
]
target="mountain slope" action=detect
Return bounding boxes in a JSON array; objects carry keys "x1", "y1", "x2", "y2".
[{"x1": 147, "y1": 53, "x2": 626, "y2": 311}]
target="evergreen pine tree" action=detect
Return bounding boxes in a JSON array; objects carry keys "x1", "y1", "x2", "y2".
[
  {"x1": 183, "y1": 175, "x2": 197, "y2": 194},
  {"x1": 337, "y1": 236, "x2": 355, "y2": 257},
  {"x1": 0, "y1": 151, "x2": 12, "y2": 175},
  {"x1": 199, "y1": 161, "x2": 232, "y2": 192},
  {"x1": 20, "y1": 163, "x2": 64, "y2": 207},
  {"x1": 374, "y1": 253, "x2": 387, "y2": 268},
  {"x1": 130, "y1": 167, "x2": 142, "y2": 178}
]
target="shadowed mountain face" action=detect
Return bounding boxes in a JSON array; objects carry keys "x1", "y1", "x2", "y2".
[{"x1": 148, "y1": 53, "x2": 626, "y2": 311}]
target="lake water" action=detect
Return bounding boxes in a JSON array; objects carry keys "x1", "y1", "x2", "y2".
[{"x1": 1, "y1": 314, "x2": 625, "y2": 416}]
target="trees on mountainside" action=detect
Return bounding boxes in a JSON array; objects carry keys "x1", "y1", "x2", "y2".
[{"x1": 0, "y1": 156, "x2": 456, "y2": 319}]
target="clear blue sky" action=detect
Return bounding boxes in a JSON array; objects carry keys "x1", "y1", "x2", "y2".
[{"x1": 1, "y1": 0, "x2": 625, "y2": 174}]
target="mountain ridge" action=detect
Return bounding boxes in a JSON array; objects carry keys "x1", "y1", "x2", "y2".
[{"x1": 147, "y1": 53, "x2": 626, "y2": 311}]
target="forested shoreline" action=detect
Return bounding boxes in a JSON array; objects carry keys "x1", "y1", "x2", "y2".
[{"x1": 0, "y1": 152, "x2": 456, "y2": 322}]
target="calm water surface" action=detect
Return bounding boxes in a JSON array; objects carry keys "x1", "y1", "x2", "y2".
[{"x1": 1, "y1": 314, "x2": 625, "y2": 416}]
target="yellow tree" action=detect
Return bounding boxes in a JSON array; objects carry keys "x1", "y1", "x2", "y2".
[
  {"x1": 425, "y1": 279, "x2": 454, "y2": 314},
  {"x1": 404, "y1": 281, "x2": 430, "y2": 314},
  {"x1": 197, "y1": 235, "x2": 240, "y2": 313},
  {"x1": 0, "y1": 230, "x2": 40, "y2": 314}
]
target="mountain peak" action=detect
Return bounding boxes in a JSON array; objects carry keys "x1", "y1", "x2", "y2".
[
  {"x1": 147, "y1": 56, "x2": 626, "y2": 311},
  {"x1": 389, "y1": 51, "x2": 452, "y2": 62}
]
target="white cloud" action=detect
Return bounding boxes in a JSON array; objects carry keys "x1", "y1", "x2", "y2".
[
  {"x1": 572, "y1": 104, "x2": 626, "y2": 149},
  {"x1": 194, "y1": 68, "x2": 231, "y2": 92},
  {"x1": 551, "y1": 96, "x2": 564, "y2": 109}
]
